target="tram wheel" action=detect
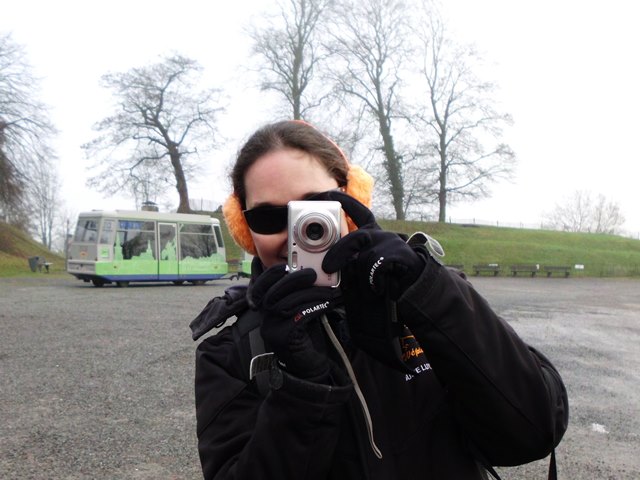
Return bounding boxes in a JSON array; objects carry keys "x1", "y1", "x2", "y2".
[
  {"x1": 92, "y1": 279, "x2": 105, "y2": 288},
  {"x1": 116, "y1": 281, "x2": 130, "y2": 288},
  {"x1": 190, "y1": 280, "x2": 206, "y2": 286},
  {"x1": 172, "y1": 281, "x2": 185, "y2": 286}
]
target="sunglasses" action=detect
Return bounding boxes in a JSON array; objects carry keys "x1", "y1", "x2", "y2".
[{"x1": 243, "y1": 190, "x2": 340, "y2": 235}]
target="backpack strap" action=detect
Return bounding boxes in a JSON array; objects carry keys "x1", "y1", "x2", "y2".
[
  {"x1": 249, "y1": 328, "x2": 273, "y2": 397},
  {"x1": 231, "y1": 321, "x2": 251, "y2": 385},
  {"x1": 231, "y1": 308, "x2": 274, "y2": 398},
  {"x1": 470, "y1": 442, "x2": 558, "y2": 480},
  {"x1": 548, "y1": 449, "x2": 557, "y2": 480}
]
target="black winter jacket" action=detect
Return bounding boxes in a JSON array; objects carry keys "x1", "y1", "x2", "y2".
[{"x1": 193, "y1": 263, "x2": 568, "y2": 479}]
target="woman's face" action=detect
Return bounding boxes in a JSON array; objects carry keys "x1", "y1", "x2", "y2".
[{"x1": 244, "y1": 147, "x2": 343, "y2": 268}]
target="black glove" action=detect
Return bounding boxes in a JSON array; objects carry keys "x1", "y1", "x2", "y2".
[
  {"x1": 321, "y1": 191, "x2": 426, "y2": 372},
  {"x1": 248, "y1": 265, "x2": 341, "y2": 382},
  {"x1": 325, "y1": 228, "x2": 423, "y2": 300},
  {"x1": 322, "y1": 191, "x2": 425, "y2": 301}
]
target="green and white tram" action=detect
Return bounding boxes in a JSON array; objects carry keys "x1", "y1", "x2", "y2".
[{"x1": 67, "y1": 210, "x2": 228, "y2": 287}]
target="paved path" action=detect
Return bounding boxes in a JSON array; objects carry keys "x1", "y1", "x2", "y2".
[{"x1": 0, "y1": 276, "x2": 638, "y2": 479}]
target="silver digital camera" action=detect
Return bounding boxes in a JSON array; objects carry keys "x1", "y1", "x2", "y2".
[{"x1": 288, "y1": 200, "x2": 341, "y2": 287}]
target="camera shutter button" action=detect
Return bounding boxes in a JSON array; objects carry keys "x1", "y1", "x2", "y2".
[{"x1": 291, "y1": 251, "x2": 298, "y2": 269}]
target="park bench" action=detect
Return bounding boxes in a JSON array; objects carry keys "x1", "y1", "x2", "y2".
[
  {"x1": 473, "y1": 264, "x2": 501, "y2": 276},
  {"x1": 28, "y1": 256, "x2": 52, "y2": 273},
  {"x1": 543, "y1": 265, "x2": 571, "y2": 277},
  {"x1": 510, "y1": 264, "x2": 539, "y2": 277}
]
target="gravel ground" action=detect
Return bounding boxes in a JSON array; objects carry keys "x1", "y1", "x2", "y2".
[{"x1": 1, "y1": 275, "x2": 638, "y2": 479}]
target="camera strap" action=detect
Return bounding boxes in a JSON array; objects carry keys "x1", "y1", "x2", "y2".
[{"x1": 322, "y1": 314, "x2": 383, "y2": 460}]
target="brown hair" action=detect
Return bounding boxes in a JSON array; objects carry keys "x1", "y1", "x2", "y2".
[{"x1": 231, "y1": 120, "x2": 349, "y2": 208}]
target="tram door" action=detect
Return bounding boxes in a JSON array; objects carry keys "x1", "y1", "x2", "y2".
[{"x1": 158, "y1": 223, "x2": 179, "y2": 278}]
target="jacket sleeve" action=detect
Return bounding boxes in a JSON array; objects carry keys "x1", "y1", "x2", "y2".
[
  {"x1": 195, "y1": 327, "x2": 353, "y2": 480},
  {"x1": 397, "y1": 260, "x2": 569, "y2": 466}
]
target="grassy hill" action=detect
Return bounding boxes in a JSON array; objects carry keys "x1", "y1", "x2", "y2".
[
  {"x1": 0, "y1": 222, "x2": 66, "y2": 277},
  {"x1": 378, "y1": 219, "x2": 640, "y2": 277},
  {"x1": 2, "y1": 217, "x2": 639, "y2": 278}
]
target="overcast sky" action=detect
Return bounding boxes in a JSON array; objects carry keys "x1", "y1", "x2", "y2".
[{"x1": 3, "y1": 0, "x2": 639, "y2": 236}]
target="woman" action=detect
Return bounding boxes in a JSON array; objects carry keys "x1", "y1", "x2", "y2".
[{"x1": 190, "y1": 120, "x2": 568, "y2": 479}]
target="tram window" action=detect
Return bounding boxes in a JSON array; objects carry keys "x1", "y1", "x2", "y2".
[
  {"x1": 159, "y1": 224, "x2": 177, "y2": 261},
  {"x1": 180, "y1": 223, "x2": 217, "y2": 259},
  {"x1": 99, "y1": 220, "x2": 115, "y2": 244},
  {"x1": 213, "y1": 225, "x2": 224, "y2": 248},
  {"x1": 74, "y1": 219, "x2": 98, "y2": 242},
  {"x1": 117, "y1": 221, "x2": 156, "y2": 260}
]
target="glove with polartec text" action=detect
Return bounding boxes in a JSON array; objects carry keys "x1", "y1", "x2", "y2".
[
  {"x1": 248, "y1": 265, "x2": 341, "y2": 382},
  {"x1": 321, "y1": 191, "x2": 432, "y2": 372}
]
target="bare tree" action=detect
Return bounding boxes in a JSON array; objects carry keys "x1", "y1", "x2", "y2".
[
  {"x1": 28, "y1": 152, "x2": 60, "y2": 249},
  {"x1": 546, "y1": 190, "x2": 625, "y2": 234},
  {"x1": 249, "y1": 0, "x2": 332, "y2": 120},
  {"x1": 0, "y1": 119, "x2": 23, "y2": 216},
  {"x1": 0, "y1": 33, "x2": 56, "y2": 224},
  {"x1": 53, "y1": 207, "x2": 78, "y2": 256},
  {"x1": 83, "y1": 54, "x2": 224, "y2": 213},
  {"x1": 415, "y1": 16, "x2": 516, "y2": 222},
  {"x1": 127, "y1": 157, "x2": 175, "y2": 210},
  {"x1": 328, "y1": 0, "x2": 410, "y2": 220},
  {"x1": 591, "y1": 194, "x2": 625, "y2": 234}
]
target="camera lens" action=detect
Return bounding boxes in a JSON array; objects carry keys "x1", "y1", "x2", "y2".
[
  {"x1": 305, "y1": 222, "x2": 324, "y2": 241},
  {"x1": 293, "y1": 209, "x2": 338, "y2": 253}
]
